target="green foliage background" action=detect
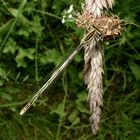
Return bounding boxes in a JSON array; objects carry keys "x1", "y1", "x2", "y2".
[{"x1": 0, "y1": 0, "x2": 140, "y2": 139}]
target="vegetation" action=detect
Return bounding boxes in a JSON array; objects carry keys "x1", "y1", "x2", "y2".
[{"x1": 0, "y1": 0, "x2": 140, "y2": 139}]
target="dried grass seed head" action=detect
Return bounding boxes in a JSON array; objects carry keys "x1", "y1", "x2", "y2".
[{"x1": 76, "y1": 12, "x2": 122, "y2": 39}]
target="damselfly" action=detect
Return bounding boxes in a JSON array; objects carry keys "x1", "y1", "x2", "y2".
[{"x1": 20, "y1": 29, "x2": 102, "y2": 115}]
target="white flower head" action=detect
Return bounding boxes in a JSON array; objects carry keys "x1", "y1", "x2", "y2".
[
  {"x1": 62, "y1": 18, "x2": 65, "y2": 23},
  {"x1": 61, "y1": 5, "x2": 75, "y2": 24},
  {"x1": 68, "y1": 14, "x2": 73, "y2": 19},
  {"x1": 62, "y1": 15, "x2": 66, "y2": 23},
  {"x1": 67, "y1": 5, "x2": 73, "y2": 13}
]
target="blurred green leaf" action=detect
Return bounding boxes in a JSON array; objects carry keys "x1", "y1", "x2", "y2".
[
  {"x1": 50, "y1": 102, "x2": 66, "y2": 117},
  {"x1": 8, "y1": 7, "x2": 32, "y2": 27},
  {"x1": 0, "y1": 79, "x2": 4, "y2": 86},
  {"x1": 0, "y1": 19, "x2": 14, "y2": 37},
  {"x1": 68, "y1": 110, "x2": 80, "y2": 125},
  {"x1": 0, "y1": 92, "x2": 13, "y2": 101},
  {"x1": 39, "y1": 48, "x2": 62, "y2": 65},
  {"x1": 3, "y1": 38, "x2": 17, "y2": 54},
  {"x1": 76, "y1": 93, "x2": 89, "y2": 113},
  {"x1": 15, "y1": 48, "x2": 35, "y2": 67},
  {"x1": 31, "y1": 15, "x2": 44, "y2": 37},
  {"x1": 0, "y1": 67, "x2": 8, "y2": 81},
  {"x1": 128, "y1": 60, "x2": 140, "y2": 81}
]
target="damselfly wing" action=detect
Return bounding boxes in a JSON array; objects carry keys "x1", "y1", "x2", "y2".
[{"x1": 20, "y1": 29, "x2": 102, "y2": 115}]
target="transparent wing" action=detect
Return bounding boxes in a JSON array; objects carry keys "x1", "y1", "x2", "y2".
[{"x1": 20, "y1": 29, "x2": 101, "y2": 116}]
